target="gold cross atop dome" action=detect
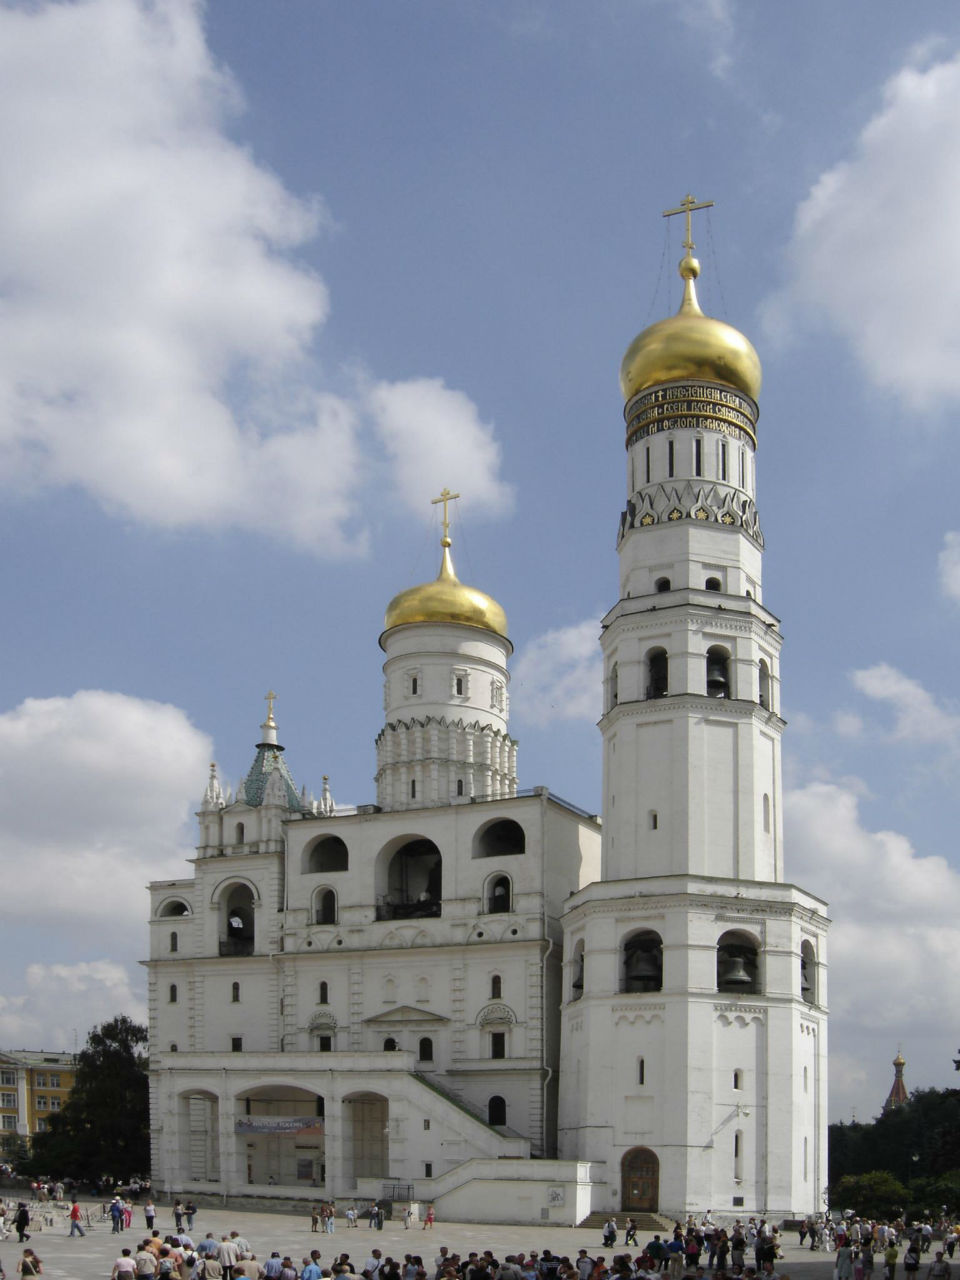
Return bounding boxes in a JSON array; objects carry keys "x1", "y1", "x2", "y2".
[
  {"x1": 663, "y1": 193, "x2": 714, "y2": 254},
  {"x1": 430, "y1": 487, "x2": 460, "y2": 547},
  {"x1": 264, "y1": 689, "x2": 277, "y2": 727}
]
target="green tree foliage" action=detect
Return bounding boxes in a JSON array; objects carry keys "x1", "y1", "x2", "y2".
[
  {"x1": 28, "y1": 1016, "x2": 149, "y2": 1180},
  {"x1": 833, "y1": 1170, "x2": 909, "y2": 1219}
]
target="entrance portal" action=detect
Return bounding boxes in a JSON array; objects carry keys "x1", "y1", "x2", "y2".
[{"x1": 621, "y1": 1146, "x2": 659, "y2": 1212}]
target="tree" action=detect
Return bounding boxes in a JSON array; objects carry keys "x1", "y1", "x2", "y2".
[
  {"x1": 832, "y1": 1170, "x2": 909, "y2": 1219},
  {"x1": 29, "y1": 1015, "x2": 149, "y2": 1180}
]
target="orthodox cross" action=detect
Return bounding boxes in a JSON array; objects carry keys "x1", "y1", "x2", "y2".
[
  {"x1": 265, "y1": 689, "x2": 277, "y2": 724},
  {"x1": 431, "y1": 487, "x2": 460, "y2": 543},
  {"x1": 663, "y1": 193, "x2": 714, "y2": 253}
]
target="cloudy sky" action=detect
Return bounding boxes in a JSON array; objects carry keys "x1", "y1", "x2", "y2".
[{"x1": 0, "y1": 0, "x2": 958, "y2": 1125}]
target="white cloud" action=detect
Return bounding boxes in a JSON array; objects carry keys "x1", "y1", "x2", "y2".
[
  {"x1": 785, "y1": 779, "x2": 960, "y2": 1120},
  {"x1": 851, "y1": 663, "x2": 960, "y2": 744},
  {"x1": 0, "y1": 0, "x2": 511, "y2": 553},
  {"x1": 0, "y1": 962, "x2": 145, "y2": 1050},
  {"x1": 939, "y1": 532, "x2": 960, "y2": 602},
  {"x1": 0, "y1": 688, "x2": 208, "y2": 1045},
  {"x1": 832, "y1": 710, "x2": 864, "y2": 738},
  {"x1": 368, "y1": 379, "x2": 515, "y2": 522},
  {"x1": 511, "y1": 619, "x2": 602, "y2": 726},
  {"x1": 766, "y1": 47, "x2": 960, "y2": 408}
]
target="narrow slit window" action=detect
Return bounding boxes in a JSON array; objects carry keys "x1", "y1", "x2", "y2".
[
  {"x1": 645, "y1": 446, "x2": 651, "y2": 484},
  {"x1": 668, "y1": 439, "x2": 675, "y2": 477},
  {"x1": 695, "y1": 437, "x2": 702, "y2": 476},
  {"x1": 721, "y1": 440, "x2": 728, "y2": 481},
  {"x1": 638, "y1": 1057, "x2": 645, "y2": 1086},
  {"x1": 410, "y1": 779, "x2": 416, "y2": 799}
]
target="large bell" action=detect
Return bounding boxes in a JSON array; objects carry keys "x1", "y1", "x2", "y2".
[
  {"x1": 706, "y1": 657, "x2": 729, "y2": 698},
  {"x1": 719, "y1": 953, "x2": 753, "y2": 986},
  {"x1": 626, "y1": 949, "x2": 662, "y2": 981},
  {"x1": 800, "y1": 960, "x2": 813, "y2": 995}
]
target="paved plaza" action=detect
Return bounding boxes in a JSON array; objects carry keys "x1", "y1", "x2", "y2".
[{"x1": 0, "y1": 1202, "x2": 842, "y2": 1280}]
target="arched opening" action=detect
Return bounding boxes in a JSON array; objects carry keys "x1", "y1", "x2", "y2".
[
  {"x1": 762, "y1": 793, "x2": 771, "y2": 833},
  {"x1": 491, "y1": 974, "x2": 502, "y2": 1000},
  {"x1": 801, "y1": 940, "x2": 817, "y2": 1005},
  {"x1": 343, "y1": 1092, "x2": 388, "y2": 1182},
  {"x1": 303, "y1": 835, "x2": 348, "y2": 875},
  {"x1": 734, "y1": 1129, "x2": 744, "y2": 1181},
  {"x1": 607, "y1": 661, "x2": 619, "y2": 711},
  {"x1": 235, "y1": 822, "x2": 245, "y2": 844},
  {"x1": 706, "y1": 576, "x2": 722, "y2": 591},
  {"x1": 655, "y1": 577, "x2": 671, "y2": 593},
  {"x1": 621, "y1": 1147, "x2": 659, "y2": 1212},
  {"x1": 314, "y1": 888, "x2": 338, "y2": 925},
  {"x1": 473, "y1": 819, "x2": 526, "y2": 859},
  {"x1": 621, "y1": 930, "x2": 663, "y2": 993},
  {"x1": 759, "y1": 660, "x2": 771, "y2": 710},
  {"x1": 571, "y1": 940, "x2": 585, "y2": 1001},
  {"x1": 220, "y1": 883, "x2": 256, "y2": 957},
  {"x1": 486, "y1": 874, "x2": 511, "y2": 914},
  {"x1": 488, "y1": 1095, "x2": 507, "y2": 1126},
  {"x1": 169, "y1": 983, "x2": 178, "y2": 1003},
  {"x1": 418, "y1": 1037, "x2": 433, "y2": 1062},
  {"x1": 646, "y1": 647, "x2": 668, "y2": 699},
  {"x1": 169, "y1": 931, "x2": 179, "y2": 953},
  {"x1": 456, "y1": 778, "x2": 464, "y2": 797},
  {"x1": 733, "y1": 1069, "x2": 743, "y2": 1090},
  {"x1": 237, "y1": 1085, "x2": 325, "y2": 1187},
  {"x1": 717, "y1": 929, "x2": 760, "y2": 994},
  {"x1": 383, "y1": 1037, "x2": 398, "y2": 1052},
  {"x1": 177, "y1": 1089, "x2": 220, "y2": 1182},
  {"x1": 159, "y1": 899, "x2": 190, "y2": 918},
  {"x1": 231, "y1": 981, "x2": 240, "y2": 1004},
  {"x1": 319, "y1": 981, "x2": 329, "y2": 1005},
  {"x1": 376, "y1": 837, "x2": 442, "y2": 919},
  {"x1": 706, "y1": 645, "x2": 731, "y2": 699}
]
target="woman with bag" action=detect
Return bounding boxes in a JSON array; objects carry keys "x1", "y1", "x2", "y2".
[{"x1": 15, "y1": 1249, "x2": 41, "y2": 1277}]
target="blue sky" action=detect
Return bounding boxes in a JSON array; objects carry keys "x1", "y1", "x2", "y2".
[{"x1": 1, "y1": 0, "x2": 959, "y2": 1123}]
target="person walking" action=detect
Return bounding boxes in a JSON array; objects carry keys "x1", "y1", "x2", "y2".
[
  {"x1": 13, "y1": 1206, "x2": 29, "y2": 1244},
  {"x1": 68, "y1": 1200, "x2": 85, "y2": 1238}
]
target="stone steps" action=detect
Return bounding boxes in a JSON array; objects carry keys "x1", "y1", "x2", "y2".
[{"x1": 576, "y1": 1211, "x2": 675, "y2": 1234}]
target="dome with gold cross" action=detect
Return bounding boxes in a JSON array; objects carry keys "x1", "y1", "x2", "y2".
[
  {"x1": 383, "y1": 490, "x2": 508, "y2": 640},
  {"x1": 620, "y1": 195, "x2": 762, "y2": 404}
]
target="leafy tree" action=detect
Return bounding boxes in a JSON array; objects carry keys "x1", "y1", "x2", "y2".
[
  {"x1": 832, "y1": 1170, "x2": 909, "y2": 1219},
  {"x1": 28, "y1": 1016, "x2": 149, "y2": 1180},
  {"x1": 830, "y1": 1088, "x2": 960, "y2": 1185}
]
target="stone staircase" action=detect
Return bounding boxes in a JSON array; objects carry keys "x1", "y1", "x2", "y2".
[{"x1": 577, "y1": 1211, "x2": 676, "y2": 1234}]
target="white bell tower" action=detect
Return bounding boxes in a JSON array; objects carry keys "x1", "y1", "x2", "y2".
[{"x1": 559, "y1": 197, "x2": 829, "y2": 1222}]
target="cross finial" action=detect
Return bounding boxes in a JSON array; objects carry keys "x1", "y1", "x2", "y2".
[
  {"x1": 663, "y1": 192, "x2": 714, "y2": 253},
  {"x1": 264, "y1": 690, "x2": 277, "y2": 726},
  {"x1": 430, "y1": 487, "x2": 461, "y2": 547}
]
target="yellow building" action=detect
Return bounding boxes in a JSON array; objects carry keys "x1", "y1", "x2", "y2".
[{"x1": 0, "y1": 1050, "x2": 76, "y2": 1151}]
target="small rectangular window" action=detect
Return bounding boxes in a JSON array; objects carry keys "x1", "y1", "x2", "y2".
[
  {"x1": 36, "y1": 1118, "x2": 47, "y2": 1133},
  {"x1": 1, "y1": 1115, "x2": 16, "y2": 1130},
  {"x1": 424, "y1": 1162, "x2": 433, "y2": 1178},
  {"x1": 36, "y1": 1096, "x2": 47, "y2": 1110},
  {"x1": 231, "y1": 1037, "x2": 243, "y2": 1053},
  {"x1": 50, "y1": 1097, "x2": 61, "y2": 1111},
  {"x1": 35, "y1": 1074, "x2": 46, "y2": 1087},
  {"x1": 318, "y1": 1036, "x2": 332, "y2": 1052},
  {"x1": 49, "y1": 1074, "x2": 60, "y2": 1088},
  {"x1": 720, "y1": 440, "x2": 728, "y2": 481},
  {"x1": 638, "y1": 1059, "x2": 645, "y2": 1086},
  {"x1": 645, "y1": 446, "x2": 651, "y2": 484},
  {"x1": 668, "y1": 439, "x2": 675, "y2": 477},
  {"x1": 411, "y1": 676, "x2": 418, "y2": 695},
  {"x1": 410, "y1": 779, "x2": 416, "y2": 799},
  {"x1": 491, "y1": 1031, "x2": 506, "y2": 1059},
  {"x1": 695, "y1": 438, "x2": 702, "y2": 476},
  {"x1": 0, "y1": 1093, "x2": 16, "y2": 1108},
  {"x1": 739, "y1": 449, "x2": 745, "y2": 488},
  {"x1": 423, "y1": 1118, "x2": 431, "y2": 1131}
]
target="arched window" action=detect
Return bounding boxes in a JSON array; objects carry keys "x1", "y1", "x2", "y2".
[
  {"x1": 801, "y1": 940, "x2": 817, "y2": 1005},
  {"x1": 169, "y1": 931, "x2": 178, "y2": 953},
  {"x1": 486, "y1": 875, "x2": 511, "y2": 914},
  {"x1": 231, "y1": 981, "x2": 240, "y2": 1003},
  {"x1": 418, "y1": 1037, "x2": 434, "y2": 1062},
  {"x1": 377, "y1": 836, "x2": 442, "y2": 919},
  {"x1": 571, "y1": 940, "x2": 585, "y2": 1001},
  {"x1": 319, "y1": 981, "x2": 329, "y2": 1005},
  {"x1": 315, "y1": 889, "x2": 337, "y2": 925},
  {"x1": 762, "y1": 793, "x2": 771, "y2": 834},
  {"x1": 235, "y1": 822, "x2": 245, "y2": 844},
  {"x1": 621, "y1": 930, "x2": 663, "y2": 993},
  {"x1": 220, "y1": 883, "x2": 255, "y2": 957},
  {"x1": 759, "y1": 660, "x2": 771, "y2": 710},
  {"x1": 646, "y1": 648, "x2": 668, "y2": 699},
  {"x1": 717, "y1": 930, "x2": 760, "y2": 994},
  {"x1": 705, "y1": 577, "x2": 722, "y2": 591},
  {"x1": 655, "y1": 577, "x2": 671, "y2": 593},
  {"x1": 159, "y1": 899, "x2": 189, "y2": 918},
  {"x1": 410, "y1": 779, "x2": 417, "y2": 799},
  {"x1": 608, "y1": 662, "x2": 619, "y2": 710},
  {"x1": 488, "y1": 1095, "x2": 507, "y2": 1125},
  {"x1": 473, "y1": 819, "x2": 525, "y2": 858},
  {"x1": 637, "y1": 1057, "x2": 645, "y2": 1086},
  {"x1": 706, "y1": 645, "x2": 731, "y2": 698},
  {"x1": 733, "y1": 1069, "x2": 743, "y2": 1090},
  {"x1": 304, "y1": 835, "x2": 349, "y2": 874},
  {"x1": 169, "y1": 1043, "x2": 178, "y2": 1053},
  {"x1": 383, "y1": 1037, "x2": 398, "y2": 1052},
  {"x1": 734, "y1": 1129, "x2": 744, "y2": 1180},
  {"x1": 169, "y1": 983, "x2": 178, "y2": 1004},
  {"x1": 650, "y1": 810, "x2": 659, "y2": 830},
  {"x1": 491, "y1": 975, "x2": 502, "y2": 999},
  {"x1": 456, "y1": 779, "x2": 464, "y2": 797}
]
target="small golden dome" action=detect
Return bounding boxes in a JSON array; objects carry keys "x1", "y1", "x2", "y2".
[
  {"x1": 383, "y1": 540, "x2": 508, "y2": 640},
  {"x1": 620, "y1": 252, "x2": 762, "y2": 403}
]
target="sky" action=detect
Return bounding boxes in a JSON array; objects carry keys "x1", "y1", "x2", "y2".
[{"x1": 0, "y1": 0, "x2": 959, "y2": 1128}]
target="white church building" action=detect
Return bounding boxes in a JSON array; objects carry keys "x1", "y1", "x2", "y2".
[{"x1": 146, "y1": 213, "x2": 829, "y2": 1225}]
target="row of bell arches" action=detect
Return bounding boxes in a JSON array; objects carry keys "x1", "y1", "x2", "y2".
[
  {"x1": 298, "y1": 817, "x2": 526, "y2": 875},
  {"x1": 569, "y1": 929, "x2": 819, "y2": 1003},
  {"x1": 606, "y1": 650, "x2": 774, "y2": 709}
]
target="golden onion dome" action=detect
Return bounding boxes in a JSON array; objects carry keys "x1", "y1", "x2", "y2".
[
  {"x1": 383, "y1": 538, "x2": 508, "y2": 640},
  {"x1": 620, "y1": 251, "x2": 762, "y2": 403}
]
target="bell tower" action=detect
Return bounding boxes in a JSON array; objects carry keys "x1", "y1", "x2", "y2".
[{"x1": 558, "y1": 197, "x2": 829, "y2": 1222}]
